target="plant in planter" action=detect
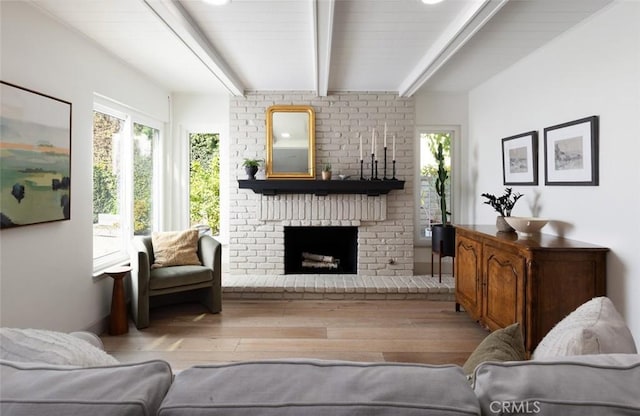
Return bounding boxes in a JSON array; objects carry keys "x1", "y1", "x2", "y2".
[
  {"x1": 431, "y1": 142, "x2": 455, "y2": 279},
  {"x1": 321, "y1": 163, "x2": 332, "y2": 180},
  {"x1": 481, "y1": 187, "x2": 523, "y2": 232},
  {"x1": 242, "y1": 158, "x2": 262, "y2": 180}
]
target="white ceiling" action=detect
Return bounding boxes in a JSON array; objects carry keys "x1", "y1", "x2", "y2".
[{"x1": 30, "y1": 0, "x2": 614, "y2": 96}]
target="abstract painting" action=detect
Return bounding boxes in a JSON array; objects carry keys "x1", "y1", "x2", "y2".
[{"x1": 1, "y1": 81, "x2": 72, "y2": 228}]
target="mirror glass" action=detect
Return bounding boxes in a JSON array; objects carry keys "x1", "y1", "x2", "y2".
[{"x1": 266, "y1": 105, "x2": 315, "y2": 179}]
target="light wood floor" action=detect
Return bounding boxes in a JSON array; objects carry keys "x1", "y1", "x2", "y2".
[{"x1": 100, "y1": 299, "x2": 489, "y2": 371}]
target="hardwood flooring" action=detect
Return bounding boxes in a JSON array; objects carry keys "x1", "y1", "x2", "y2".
[{"x1": 100, "y1": 299, "x2": 489, "y2": 371}]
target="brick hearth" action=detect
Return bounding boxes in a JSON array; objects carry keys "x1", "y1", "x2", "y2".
[{"x1": 223, "y1": 274, "x2": 454, "y2": 301}]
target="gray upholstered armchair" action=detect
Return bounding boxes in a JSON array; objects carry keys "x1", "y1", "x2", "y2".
[{"x1": 129, "y1": 234, "x2": 222, "y2": 329}]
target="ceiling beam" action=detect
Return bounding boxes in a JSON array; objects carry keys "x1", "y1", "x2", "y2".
[
  {"x1": 312, "y1": 0, "x2": 335, "y2": 96},
  {"x1": 142, "y1": 0, "x2": 245, "y2": 96},
  {"x1": 398, "y1": 0, "x2": 509, "y2": 97}
]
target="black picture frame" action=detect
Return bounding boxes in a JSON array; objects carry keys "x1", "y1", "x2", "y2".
[
  {"x1": 0, "y1": 81, "x2": 72, "y2": 229},
  {"x1": 502, "y1": 130, "x2": 538, "y2": 185},
  {"x1": 544, "y1": 115, "x2": 598, "y2": 186}
]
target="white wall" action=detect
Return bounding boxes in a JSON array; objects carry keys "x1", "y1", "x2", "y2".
[
  {"x1": 0, "y1": 2, "x2": 169, "y2": 332},
  {"x1": 465, "y1": 1, "x2": 640, "y2": 343},
  {"x1": 413, "y1": 92, "x2": 468, "y2": 273}
]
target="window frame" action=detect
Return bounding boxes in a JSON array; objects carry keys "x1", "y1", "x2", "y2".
[
  {"x1": 92, "y1": 98, "x2": 163, "y2": 272},
  {"x1": 414, "y1": 125, "x2": 461, "y2": 246}
]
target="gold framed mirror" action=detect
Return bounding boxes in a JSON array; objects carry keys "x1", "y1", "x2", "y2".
[{"x1": 266, "y1": 105, "x2": 315, "y2": 179}]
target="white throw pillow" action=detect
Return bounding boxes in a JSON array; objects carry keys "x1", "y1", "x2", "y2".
[
  {"x1": 532, "y1": 297, "x2": 637, "y2": 359},
  {"x1": 0, "y1": 327, "x2": 118, "y2": 367}
]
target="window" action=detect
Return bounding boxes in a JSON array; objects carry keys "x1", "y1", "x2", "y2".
[
  {"x1": 189, "y1": 133, "x2": 220, "y2": 235},
  {"x1": 92, "y1": 101, "x2": 161, "y2": 271},
  {"x1": 416, "y1": 128, "x2": 454, "y2": 243}
]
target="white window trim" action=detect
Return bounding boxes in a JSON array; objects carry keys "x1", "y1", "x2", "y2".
[
  {"x1": 414, "y1": 125, "x2": 461, "y2": 246},
  {"x1": 92, "y1": 97, "x2": 163, "y2": 273}
]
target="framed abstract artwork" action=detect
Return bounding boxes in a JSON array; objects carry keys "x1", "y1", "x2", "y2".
[
  {"x1": 502, "y1": 130, "x2": 538, "y2": 185},
  {"x1": 0, "y1": 81, "x2": 72, "y2": 229},
  {"x1": 544, "y1": 115, "x2": 598, "y2": 186}
]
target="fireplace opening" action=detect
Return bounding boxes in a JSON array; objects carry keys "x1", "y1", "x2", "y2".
[{"x1": 284, "y1": 226, "x2": 358, "y2": 274}]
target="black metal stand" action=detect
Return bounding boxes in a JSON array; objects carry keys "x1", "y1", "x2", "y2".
[
  {"x1": 359, "y1": 159, "x2": 364, "y2": 180},
  {"x1": 392, "y1": 160, "x2": 397, "y2": 180}
]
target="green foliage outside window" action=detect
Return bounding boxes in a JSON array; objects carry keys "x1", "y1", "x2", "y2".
[
  {"x1": 92, "y1": 112, "x2": 121, "y2": 224},
  {"x1": 190, "y1": 133, "x2": 220, "y2": 234},
  {"x1": 421, "y1": 132, "x2": 451, "y2": 177},
  {"x1": 133, "y1": 124, "x2": 154, "y2": 235},
  {"x1": 92, "y1": 163, "x2": 117, "y2": 223}
]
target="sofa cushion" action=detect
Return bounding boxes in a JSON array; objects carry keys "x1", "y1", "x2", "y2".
[
  {"x1": 532, "y1": 296, "x2": 637, "y2": 359},
  {"x1": 158, "y1": 359, "x2": 480, "y2": 416},
  {"x1": 151, "y1": 229, "x2": 201, "y2": 269},
  {"x1": 473, "y1": 354, "x2": 640, "y2": 415},
  {"x1": 0, "y1": 359, "x2": 173, "y2": 416},
  {"x1": 0, "y1": 327, "x2": 118, "y2": 367},
  {"x1": 462, "y1": 322, "x2": 526, "y2": 378}
]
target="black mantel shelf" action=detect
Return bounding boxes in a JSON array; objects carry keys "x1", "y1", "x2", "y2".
[{"x1": 238, "y1": 179, "x2": 405, "y2": 196}]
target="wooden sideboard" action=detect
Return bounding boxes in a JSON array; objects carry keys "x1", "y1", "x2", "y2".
[{"x1": 454, "y1": 225, "x2": 608, "y2": 354}]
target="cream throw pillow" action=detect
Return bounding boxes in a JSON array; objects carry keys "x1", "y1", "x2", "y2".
[
  {"x1": 532, "y1": 296, "x2": 637, "y2": 359},
  {"x1": 151, "y1": 229, "x2": 201, "y2": 269}
]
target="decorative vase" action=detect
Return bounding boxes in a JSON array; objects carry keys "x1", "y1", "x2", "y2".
[
  {"x1": 321, "y1": 171, "x2": 332, "y2": 180},
  {"x1": 245, "y1": 166, "x2": 258, "y2": 180},
  {"x1": 496, "y1": 216, "x2": 515, "y2": 233}
]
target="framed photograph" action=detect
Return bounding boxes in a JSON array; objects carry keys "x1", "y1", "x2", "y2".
[
  {"x1": 0, "y1": 81, "x2": 72, "y2": 229},
  {"x1": 544, "y1": 115, "x2": 598, "y2": 186},
  {"x1": 502, "y1": 130, "x2": 538, "y2": 185}
]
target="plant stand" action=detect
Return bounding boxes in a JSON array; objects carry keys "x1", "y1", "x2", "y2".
[{"x1": 431, "y1": 225, "x2": 456, "y2": 283}]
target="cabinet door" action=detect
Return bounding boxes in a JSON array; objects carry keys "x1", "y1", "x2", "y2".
[
  {"x1": 482, "y1": 244, "x2": 526, "y2": 331},
  {"x1": 455, "y1": 234, "x2": 482, "y2": 320}
]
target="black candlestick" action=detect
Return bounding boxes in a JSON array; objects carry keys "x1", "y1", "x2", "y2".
[
  {"x1": 370, "y1": 153, "x2": 375, "y2": 180},
  {"x1": 374, "y1": 159, "x2": 380, "y2": 180},
  {"x1": 392, "y1": 160, "x2": 397, "y2": 180},
  {"x1": 360, "y1": 159, "x2": 364, "y2": 180},
  {"x1": 383, "y1": 146, "x2": 388, "y2": 180}
]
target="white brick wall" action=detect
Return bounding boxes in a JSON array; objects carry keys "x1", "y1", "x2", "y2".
[{"x1": 229, "y1": 91, "x2": 415, "y2": 276}]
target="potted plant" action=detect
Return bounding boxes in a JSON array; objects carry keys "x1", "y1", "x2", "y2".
[
  {"x1": 480, "y1": 187, "x2": 523, "y2": 232},
  {"x1": 431, "y1": 142, "x2": 455, "y2": 261},
  {"x1": 242, "y1": 158, "x2": 262, "y2": 180},
  {"x1": 321, "y1": 163, "x2": 332, "y2": 180}
]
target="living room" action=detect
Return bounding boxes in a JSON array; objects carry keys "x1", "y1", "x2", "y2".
[{"x1": 1, "y1": 0, "x2": 639, "y2": 359}]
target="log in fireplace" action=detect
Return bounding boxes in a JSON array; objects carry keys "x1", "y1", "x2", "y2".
[{"x1": 284, "y1": 226, "x2": 358, "y2": 274}]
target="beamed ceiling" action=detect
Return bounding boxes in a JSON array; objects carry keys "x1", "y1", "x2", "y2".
[{"x1": 30, "y1": 0, "x2": 614, "y2": 96}]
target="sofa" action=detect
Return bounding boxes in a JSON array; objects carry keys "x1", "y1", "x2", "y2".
[{"x1": 1, "y1": 297, "x2": 639, "y2": 416}]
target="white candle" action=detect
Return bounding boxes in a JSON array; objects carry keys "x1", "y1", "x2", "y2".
[
  {"x1": 393, "y1": 134, "x2": 396, "y2": 160},
  {"x1": 359, "y1": 133, "x2": 362, "y2": 160},
  {"x1": 371, "y1": 128, "x2": 375, "y2": 155},
  {"x1": 384, "y1": 122, "x2": 387, "y2": 148}
]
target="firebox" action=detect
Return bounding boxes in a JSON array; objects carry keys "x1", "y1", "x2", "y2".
[{"x1": 284, "y1": 226, "x2": 358, "y2": 274}]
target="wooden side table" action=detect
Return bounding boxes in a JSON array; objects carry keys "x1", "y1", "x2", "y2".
[{"x1": 104, "y1": 266, "x2": 131, "y2": 335}]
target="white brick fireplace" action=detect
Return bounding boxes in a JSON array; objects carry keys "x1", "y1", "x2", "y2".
[{"x1": 228, "y1": 92, "x2": 415, "y2": 276}]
